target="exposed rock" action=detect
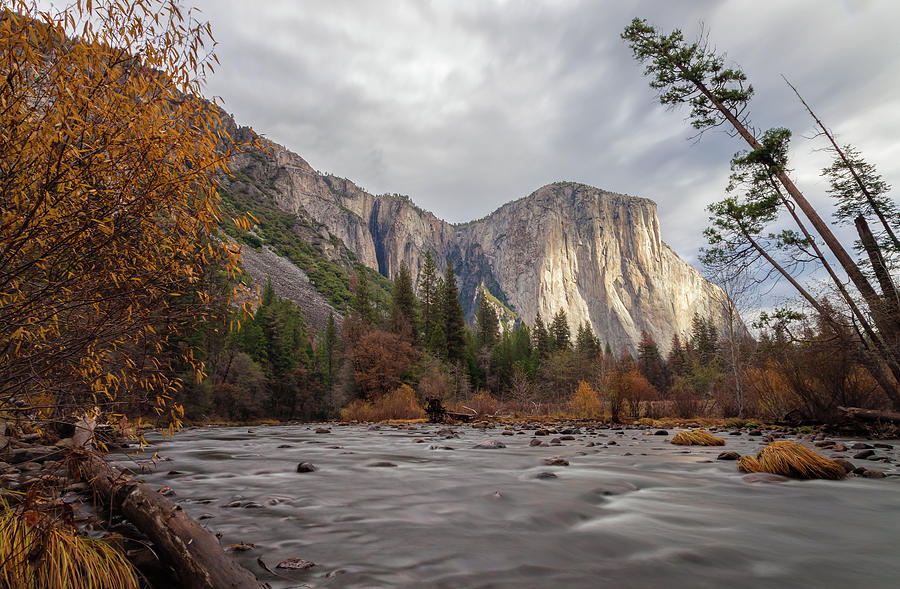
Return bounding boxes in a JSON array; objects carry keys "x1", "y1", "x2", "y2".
[
  {"x1": 542, "y1": 457, "x2": 570, "y2": 466},
  {"x1": 474, "y1": 440, "x2": 506, "y2": 449},
  {"x1": 717, "y1": 451, "x2": 740, "y2": 461},
  {"x1": 832, "y1": 459, "x2": 855, "y2": 474},
  {"x1": 535, "y1": 472, "x2": 558, "y2": 479},
  {"x1": 367, "y1": 461, "x2": 397, "y2": 467},
  {"x1": 654, "y1": 430, "x2": 669, "y2": 436},
  {"x1": 854, "y1": 450, "x2": 876, "y2": 459},
  {"x1": 862, "y1": 469, "x2": 886, "y2": 479},
  {"x1": 851, "y1": 443, "x2": 873, "y2": 450},
  {"x1": 296, "y1": 462, "x2": 317, "y2": 473},
  {"x1": 529, "y1": 439, "x2": 542, "y2": 447},
  {"x1": 315, "y1": 428, "x2": 331, "y2": 434},
  {"x1": 222, "y1": 121, "x2": 737, "y2": 352},
  {"x1": 277, "y1": 558, "x2": 316, "y2": 570}
]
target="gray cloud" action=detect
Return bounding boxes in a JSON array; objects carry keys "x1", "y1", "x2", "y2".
[{"x1": 193, "y1": 0, "x2": 900, "y2": 269}]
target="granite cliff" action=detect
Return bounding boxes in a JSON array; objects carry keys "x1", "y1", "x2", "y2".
[{"x1": 222, "y1": 124, "x2": 731, "y2": 352}]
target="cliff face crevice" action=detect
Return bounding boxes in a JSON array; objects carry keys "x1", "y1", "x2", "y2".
[{"x1": 224, "y1": 126, "x2": 732, "y2": 354}]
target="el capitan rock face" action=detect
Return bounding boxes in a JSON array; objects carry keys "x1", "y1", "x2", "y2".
[{"x1": 224, "y1": 125, "x2": 730, "y2": 353}]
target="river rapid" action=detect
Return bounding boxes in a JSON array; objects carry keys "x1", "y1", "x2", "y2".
[{"x1": 125, "y1": 423, "x2": 900, "y2": 588}]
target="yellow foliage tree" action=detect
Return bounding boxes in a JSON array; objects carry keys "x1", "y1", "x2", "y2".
[
  {"x1": 570, "y1": 380, "x2": 602, "y2": 418},
  {"x1": 0, "y1": 1, "x2": 251, "y2": 430}
]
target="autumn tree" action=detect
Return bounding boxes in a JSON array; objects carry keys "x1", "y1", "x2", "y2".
[
  {"x1": 350, "y1": 329, "x2": 416, "y2": 399},
  {"x1": 0, "y1": 1, "x2": 252, "y2": 429}
]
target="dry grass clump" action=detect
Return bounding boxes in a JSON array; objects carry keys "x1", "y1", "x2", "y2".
[
  {"x1": 744, "y1": 441, "x2": 845, "y2": 480},
  {"x1": 340, "y1": 384, "x2": 425, "y2": 422},
  {"x1": 738, "y1": 454, "x2": 762, "y2": 473},
  {"x1": 671, "y1": 429, "x2": 725, "y2": 446},
  {"x1": 0, "y1": 509, "x2": 138, "y2": 589}
]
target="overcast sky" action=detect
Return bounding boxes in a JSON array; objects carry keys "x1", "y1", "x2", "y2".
[{"x1": 190, "y1": 0, "x2": 899, "y2": 268}]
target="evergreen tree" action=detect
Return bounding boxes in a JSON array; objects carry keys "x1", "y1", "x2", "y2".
[
  {"x1": 533, "y1": 312, "x2": 552, "y2": 359},
  {"x1": 443, "y1": 265, "x2": 466, "y2": 362},
  {"x1": 667, "y1": 333, "x2": 687, "y2": 377},
  {"x1": 550, "y1": 309, "x2": 571, "y2": 351},
  {"x1": 636, "y1": 330, "x2": 666, "y2": 392},
  {"x1": 352, "y1": 270, "x2": 376, "y2": 324},
  {"x1": 419, "y1": 251, "x2": 439, "y2": 344},
  {"x1": 575, "y1": 321, "x2": 600, "y2": 358},
  {"x1": 390, "y1": 263, "x2": 418, "y2": 338},
  {"x1": 476, "y1": 292, "x2": 500, "y2": 348},
  {"x1": 428, "y1": 276, "x2": 447, "y2": 356}
]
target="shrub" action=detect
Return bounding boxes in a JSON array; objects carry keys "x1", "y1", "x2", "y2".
[
  {"x1": 452, "y1": 390, "x2": 498, "y2": 416},
  {"x1": 570, "y1": 381, "x2": 603, "y2": 418},
  {"x1": 340, "y1": 384, "x2": 425, "y2": 422}
]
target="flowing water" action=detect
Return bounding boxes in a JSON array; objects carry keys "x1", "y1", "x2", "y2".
[{"x1": 125, "y1": 424, "x2": 900, "y2": 588}]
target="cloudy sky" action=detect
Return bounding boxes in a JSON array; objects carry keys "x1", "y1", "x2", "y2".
[{"x1": 190, "y1": 0, "x2": 899, "y2": 268}]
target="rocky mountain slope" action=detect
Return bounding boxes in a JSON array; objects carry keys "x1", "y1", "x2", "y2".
[{"x1": 221, "y1": 121, "x2": 731, "y2": 352}]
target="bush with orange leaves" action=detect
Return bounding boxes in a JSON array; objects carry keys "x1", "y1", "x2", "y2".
[
  {"x1": 570, "y1": 381, "x2": 603, "y2": 418},
  {"x1": 340, "y1": 384, "x2": 425, "y2": 422},
  {"x1": 449, "y1": 390, "x2": 498, "y2": 417}
]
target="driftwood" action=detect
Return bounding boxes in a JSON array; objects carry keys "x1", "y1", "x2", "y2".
[
  {"x1": 72, "y1": 425, "x2": 263, "y2": 589},
  {"x1": 838, "y1": 406, "x2": 900, "y2": 424}
]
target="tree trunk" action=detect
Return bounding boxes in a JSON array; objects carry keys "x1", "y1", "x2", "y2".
[
  {"x1": 838, "y1": 406, "x2": 900, "y2": 424},
  {"x1": 73, "y1": 452, "x2": 264, "y2": 589}
]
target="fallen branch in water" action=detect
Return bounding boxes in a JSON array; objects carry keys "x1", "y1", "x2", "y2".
[{"x1": 70, "y1": 423, "x2": 263, "y2": 589}]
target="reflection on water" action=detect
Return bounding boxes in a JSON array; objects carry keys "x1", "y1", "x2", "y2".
[{"x1": 124, "y1": 424, "x2": 900, "y2": 588}]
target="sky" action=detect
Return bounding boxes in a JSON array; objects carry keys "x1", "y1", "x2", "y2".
[{"x1": 187, "y1": 0, "x2": 899, "y2": 270}]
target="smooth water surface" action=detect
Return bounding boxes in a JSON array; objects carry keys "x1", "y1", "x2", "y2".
[{"x1": 123, "y1": 424, "x2": 900, "y2": 588}]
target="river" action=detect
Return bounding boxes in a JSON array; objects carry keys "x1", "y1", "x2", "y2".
[{"x1": 124, "y1": 423, "x2": 900, "y2": 588}]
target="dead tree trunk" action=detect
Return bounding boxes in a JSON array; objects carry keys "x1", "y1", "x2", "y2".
[
  {"x1": 838, "y1": 406, "x2": 900, "y2": 424},
  {"x1": 72, "y1": 451, "x2": 264, "y2": 589}
]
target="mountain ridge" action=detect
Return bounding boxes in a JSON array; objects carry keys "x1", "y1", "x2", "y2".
[{"x1": 221, "y1": 117, "x2": 731, "y2": 353}]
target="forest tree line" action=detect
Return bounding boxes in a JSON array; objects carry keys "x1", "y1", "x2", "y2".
[{"x1": 177, "y1": 248, "x2": 891, "y2": 424}]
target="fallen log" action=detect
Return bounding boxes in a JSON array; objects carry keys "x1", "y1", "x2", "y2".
[
  {"x1": 70, "y1": 436, "x2": 263, "y2": 588},
  {"x1": 838, "y1": 406, "x2": 900, "y2": 424}
]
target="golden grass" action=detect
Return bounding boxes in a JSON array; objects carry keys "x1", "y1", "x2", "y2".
[
  {"x1": 753, "y1": 441, "x2": 845, "y2": 480},
  {"x1": 671, "y1": 429, "x2": 726, "y2": 446},
  {"x1": 0, "y1": 509, "x2": 138, "y2": 589},
  {"x1": 738, "y1": 454, "x2": 761, "y2": 473}
]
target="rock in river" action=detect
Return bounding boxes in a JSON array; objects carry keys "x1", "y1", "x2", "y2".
[
  {"x1": 296, "y1": 462, "x2": 317, "y2": 473},
  {"x1": 474, "y1": 440, "x2": 506, "y2": 449}
]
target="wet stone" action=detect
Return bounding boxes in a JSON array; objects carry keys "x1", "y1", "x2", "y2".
[
  {"x1": 474, "y1": 440, "x2": 506, "y2": 449},
  {"x1": 654, "y1": 430, "x2": 669, "y2": 436},
  {"x1": 535, "y1": 472, "x2": 558, "y2": 480},
  {"x1": 542, "y1": 457, "x2": 569, "y2": 466},
  {"x1": 854, "y1": 449, "x2": 875, "y2": 459},
  {"x1": 296, "y1": 462, "x2": 317, "y2": 473},
  {"x1": 717, "y1": 451, "x2": 740, "y2": 461},
  {"x1": 529, "y1": 439, "x2": 542, "y2": 447},
  {"x1": 315, "y1": 428, "x2": 331, "y2": 434},
  {"x1": 873, "y1": 443, "x2": 893, "y2": 450},
  {"x1": 367, "y1": 461, "x2": 398, "y2": 467},
  {"x1": 863, "y1": 469, "x2": 886, "y2": 479},
  {"x1": 832, "y1": 458, "x2": 855, "y2": 473},
  {"x1": 851, "y1": 443, "x2": 872, "y2": 450}
]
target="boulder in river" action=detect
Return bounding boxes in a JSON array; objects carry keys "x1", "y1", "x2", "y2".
[
  {"x1": 296, "y1": 462, "x2": 317, "y2": 473},
  {"x1": 474, "y1": 440, "x2": 506, "y2": 449},
  {"x1": 717, "y1": 451, "x2": 740, "y2": 461},
  {"x1": 542, "y1": 457, "x2": 569, "y2": 466}
]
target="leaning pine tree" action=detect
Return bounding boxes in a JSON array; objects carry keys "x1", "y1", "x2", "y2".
[{"x1": 622, "y1": 18, "x2": 900, "y2": 409}]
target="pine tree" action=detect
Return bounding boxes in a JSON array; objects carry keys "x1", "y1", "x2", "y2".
[
  {"x1": 390, "y1": 263, "x2": 418, "y2": 338},
  {"x1": 533, "y1": 312, "x2": 551, "y2": 359},
  {"x1": 636, "y1": 330, "x2": 666, "y2": 392},
  {"x1": 419, "y1": 251, "x2": 439, "y2": 343},
  {"x1": 476, "y1": 292, "x2": 500, "y2": 348},
  {"x1": 550, "y1": 309, "x2": 571, "y2": 351},
  {"x1": 443, "y1": 265, "x2": 466, "y2": 362},
  {"x1": 352, "y1": 270, "x2": 376, "y2": 324},
  {"x1": 667, "y1": 333, "x2": 687, "y2": 377},
  {"x1": 575, "y1": 321, "x2": 600, "y2": 358}
]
